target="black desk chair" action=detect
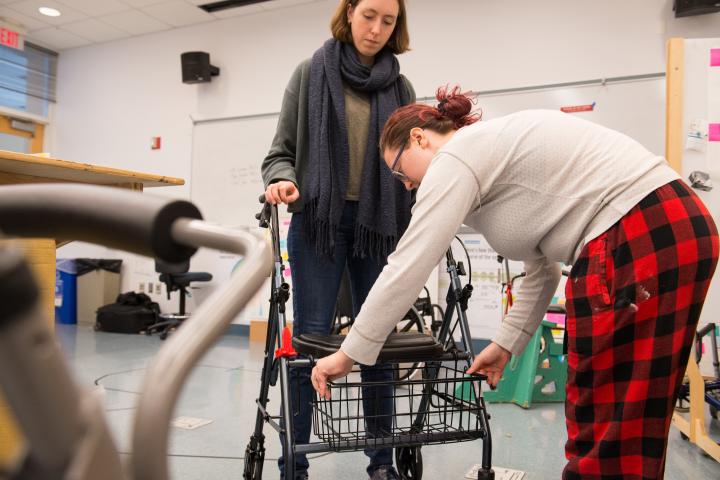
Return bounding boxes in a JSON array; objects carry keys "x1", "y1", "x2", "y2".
[{"x1": 147, "y1": 259, "x2": 212, "y2": 339}]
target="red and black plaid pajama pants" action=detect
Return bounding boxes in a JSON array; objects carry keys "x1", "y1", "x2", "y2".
[{"x1": 564, "y1": 180, "x2": 719, "y2": 479}]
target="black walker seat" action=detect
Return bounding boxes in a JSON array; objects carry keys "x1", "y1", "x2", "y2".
[{"x1": 292, "y1": 331, "x2": 444, "y2": 363}]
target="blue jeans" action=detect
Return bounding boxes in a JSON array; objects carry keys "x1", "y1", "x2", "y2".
[{"x1": 278, "y1": 201, "x2": 394, "y2": 478}]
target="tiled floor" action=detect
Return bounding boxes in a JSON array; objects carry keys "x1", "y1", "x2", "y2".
[{"x1": 54, "y1": 325, "x2": 720, "y2": 479}]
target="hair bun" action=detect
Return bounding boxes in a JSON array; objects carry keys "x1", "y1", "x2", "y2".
[{"x1": 435, "y1": 85, "x2": 480, "y2": 128}]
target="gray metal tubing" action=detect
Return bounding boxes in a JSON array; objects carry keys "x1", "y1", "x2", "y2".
[
  {"x1": 0, "y1": 184, "x2": 202, "y2": 263},
  {"x1": 131, "y1": 219, "x2": 271, "y2": 480},
  {"x1": 0, "y1": 303, "x2": 82, "y2": 475}
]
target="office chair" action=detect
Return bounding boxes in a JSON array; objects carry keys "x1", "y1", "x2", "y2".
[{"x1": 146, "y1": 259, "x2": 212, "y2": 339}]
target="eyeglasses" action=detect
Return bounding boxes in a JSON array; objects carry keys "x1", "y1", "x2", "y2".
[{"x1": 389, "y1": 142, "x2": 410, "y2": 183}]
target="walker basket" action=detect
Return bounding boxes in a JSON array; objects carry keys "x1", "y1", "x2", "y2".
[{"x1": 311, "y1": 357, "x2": 488, "y2": 452}]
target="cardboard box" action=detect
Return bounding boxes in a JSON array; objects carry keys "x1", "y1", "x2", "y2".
[{"x1": 76, "y1": 269, "x2": 121, "y2": 326}]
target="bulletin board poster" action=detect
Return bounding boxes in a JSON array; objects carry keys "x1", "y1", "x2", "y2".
[
  {"x1": 439, "y1": 232, "x2": 569, "y2": 341},
  {"x1": 187, "y1": 208, "x2": 293, "y2": 326},
  {"x1": 439, "y1": 233, "x2": 524, "y2": 340},
  {"x1": 242, "y1": 213, "x2": 294, "y2": 326}
]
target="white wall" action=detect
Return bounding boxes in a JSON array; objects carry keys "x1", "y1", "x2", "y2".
[{"x1": 51, "y1": 0, "x2": 720, "y2": 314}]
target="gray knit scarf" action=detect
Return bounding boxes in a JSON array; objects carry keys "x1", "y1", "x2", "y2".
[{"x1": 305, "y1": 38, "x2": 412, "y2": 260}]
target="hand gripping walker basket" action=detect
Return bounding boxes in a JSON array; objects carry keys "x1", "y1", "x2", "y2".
[{"x1": 243, "y1": 198, "x2": 495, "y2": 480}]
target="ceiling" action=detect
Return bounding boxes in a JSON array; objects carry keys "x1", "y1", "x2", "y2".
[{"x1": 0, "y1": 0, "x2": 322, "y2": 51}]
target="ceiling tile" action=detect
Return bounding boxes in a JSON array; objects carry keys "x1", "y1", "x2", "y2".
[
  {"x1": 182, "y1": 0, "x2": 265, "y2": 4},
  {"x1": 0, "y1": 5, "x2": 49, "y2": 29},
  {"x1": 27, "y1": 25, "x2": 91, "y2": 49},
  {"x1": 5, "y1": 0, "x2": 87, "y2": 25},
  {"x1": 120, "y1": 0, "x2": 167, "y2": 6},
  {"x1": 261, "y1": 0, "x2": 318, "y2": 11},
  {"x1": 61, "y1": 17, "x2": 130, "y2": 42},
  {"x1": 210, "y1": 4, "x2": 263, "y2": 18},
  {"x1": 141, "y1": 0, "x2": 213, "y2": 27},
  {"x1": 55, "y1": 0, "x2": 130, "y2": 17},
  {"x1": 100, "y1": 8, "x2": 170, "y2": 35}
]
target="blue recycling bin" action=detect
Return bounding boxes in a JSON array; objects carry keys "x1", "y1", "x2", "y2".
[
  {"x1": 55, "y1": 259, "x2": 78, "y2": 324},
  {"x1": 55, "y1": 258, "x2": 124, "y2": 325}
]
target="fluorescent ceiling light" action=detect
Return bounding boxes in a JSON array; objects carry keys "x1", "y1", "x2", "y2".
[{"x1": 38, "y1": 7, "x2": 61, "y2": 17}]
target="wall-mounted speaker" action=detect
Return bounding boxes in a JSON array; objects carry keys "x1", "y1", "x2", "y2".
[
  {"x1": 181, "y1": 51, "x2": 220, "y2": 84},
  {"x1": 674, "y1": 0, "x2": 720, "y2": 17}
]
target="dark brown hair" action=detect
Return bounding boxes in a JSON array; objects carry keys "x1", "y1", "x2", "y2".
[
  {"x1": 380, "y1": 85, "x2": 481, "y2": 153},
  {"x1": 330, "y1": 0, "x2": 410, "y2": 55}
]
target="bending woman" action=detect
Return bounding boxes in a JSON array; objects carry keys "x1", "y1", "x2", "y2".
[
  {"x1": 312, "y1": 87, "x2": 719, "y2": 479},
  {"x1": 261, "y1": 1, "x2": 415, "y2": 478}
]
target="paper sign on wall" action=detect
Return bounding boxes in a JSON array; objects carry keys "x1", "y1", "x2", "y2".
[
  {"x1": 710, "y1": 123, "x2": 720, "y2": 142},
  {"x1": 686, "y1": 119, "x2": 708, "y2": 151},
  {"x1": 711, "y1": 48, "x2": 720, "y2": 67}
]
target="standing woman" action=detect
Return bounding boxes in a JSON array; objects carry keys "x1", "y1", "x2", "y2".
[
  {"x1": 312, "y1": 88, "x2": 719, "y2": 479},
  {"x1": 261, "y1": 1, "x2": 415, "y2": 478}
]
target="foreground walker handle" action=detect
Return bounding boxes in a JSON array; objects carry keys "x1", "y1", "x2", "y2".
[{"x1": 0, "y1": 184, "x2": 202, "y2": 263}]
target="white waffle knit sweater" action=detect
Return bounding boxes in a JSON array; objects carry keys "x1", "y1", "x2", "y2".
[{"x1": 340, "y1": 110, "x2": 680, "y2": 365}]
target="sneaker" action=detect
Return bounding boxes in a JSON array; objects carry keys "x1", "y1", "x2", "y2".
[{"x1": 369, "y1": 465, "x2": 400, "y2": 480}]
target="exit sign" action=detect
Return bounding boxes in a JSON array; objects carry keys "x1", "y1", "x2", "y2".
[{"x1": 0, "y1": 26, "x2": 23, "y2": 50}]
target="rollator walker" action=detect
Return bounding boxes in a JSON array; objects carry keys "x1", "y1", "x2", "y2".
[{"x1": 243, "y1": 198, "x2": 495, "y2": 480}]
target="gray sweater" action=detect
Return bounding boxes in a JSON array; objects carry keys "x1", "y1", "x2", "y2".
[
  {"x1": 261, "y1": 58, "x2": 416, "y2": 212},
  {"x1": 341, "y1": 110, "x2": 680, "y2": 365}
]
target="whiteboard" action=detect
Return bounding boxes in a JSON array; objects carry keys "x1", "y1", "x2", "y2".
[
  {"x1": 191, "y1": 77, "x2": 667, "y2": 230},
  {"x1": 191, "y1": 114, "x2": 279, "y2": 227},
  {"x1": 189, "y1": 76, "x2": 667, "y2": 331}
]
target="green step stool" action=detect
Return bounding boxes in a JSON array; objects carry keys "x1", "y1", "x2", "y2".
[{"x1": 483, "y1": 320, "x2": 567, "y2": 408}]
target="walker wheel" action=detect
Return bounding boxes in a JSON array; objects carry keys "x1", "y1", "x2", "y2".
[
  {"x1": 477, "y1": 468, "x2": 495, "y2": 480},
  {"x1": 396, "y1": 446, "x2": 423, "y2": 480},
  {"x1": 242, "y1": 441, "x2": 264, "y2": 479}
]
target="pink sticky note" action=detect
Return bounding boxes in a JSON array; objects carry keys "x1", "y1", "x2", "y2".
[
  {"x1": 546, "y1": 312, "x2": 566, "y2": 326},
  {"x1": 710, "y1": 123, "x2": 720, "y2": 142},
  {"x1": 711, "y1": 48, "x2": 720, "y2": 67}
]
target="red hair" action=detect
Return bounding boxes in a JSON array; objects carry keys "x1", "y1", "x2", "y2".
[{"x1": 380, "y1": 85, "x2": 480, "y2": 152}]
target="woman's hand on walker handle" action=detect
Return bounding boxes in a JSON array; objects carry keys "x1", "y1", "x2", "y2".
[
  {"x1": 311, "y1": 350, "x2": 355, "y2": 400},
  {"x1": 264, "y1": 180, "x2": 299, "y2": 205},
  {"x1": 466, "y1": 342, "x2": 512, "y2": 388}
]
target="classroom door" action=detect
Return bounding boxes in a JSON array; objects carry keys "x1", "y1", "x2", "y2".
[{"x1": 0, "y1": 115, "x2": 44, "y2": 153}]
